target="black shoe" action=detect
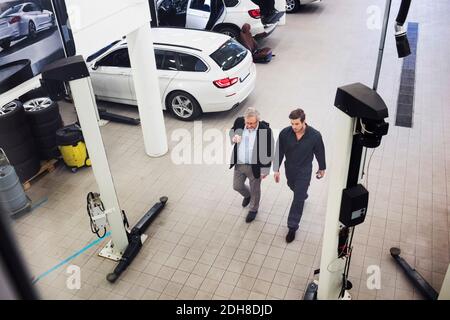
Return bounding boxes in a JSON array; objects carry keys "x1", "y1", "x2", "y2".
[
  {"x1": 242, "y1": 196, "x2": 251, "y2": 208},
  {"x1": 286, "y1": 229, "x2": 296, "y2": 243},
  {"x1": 246, "y1": 211, "x2": 258, "y2": 223},
  {"x1": 262, "y1": 9, "x2": 281, "y2": 25}
]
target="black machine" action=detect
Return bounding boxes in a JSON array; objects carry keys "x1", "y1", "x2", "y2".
[
  {"x1": 305, "y1": 0, "x2": 413, "y2": 300},
  {"x1": 107, "y1": 197, "x2": 168, "y2": 283}
]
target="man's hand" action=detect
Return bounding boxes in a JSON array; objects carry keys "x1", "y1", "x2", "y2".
[
  {"x1": 232, "y1": 135, "x2": 242, "y2": 144},
  {"x1": 261, "y1": 174, "x2": 268, "y2": 180},
  {"x1": 316, "y1": 170, "x2": 326, "y2": 179},
  {"x1": 274, "y1": 172, "x2": 281, "y2": 183}
]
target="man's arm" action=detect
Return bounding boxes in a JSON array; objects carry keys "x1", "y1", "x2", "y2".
[
  {"x1": 314, "y1": 133, "x2": 326, "y2": 174},
  {"x1": 229, "y1": 117, "x2": 243, "y2": 144},
  {"x1": 273, "y1": 131, "x2": 285, "y2": 173}
]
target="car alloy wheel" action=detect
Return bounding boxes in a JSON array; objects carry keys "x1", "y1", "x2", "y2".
[
  {"x1": 0, "y1": 101, "x2": 18, "y2": 116},
  {"x1": 23, "y1": 97, "x2": 53, "y2": 113},
  {"x1": 286, "y1": 0, "x2": 300, "y2": 13},
  {"x1": 171, "y1": 95, "x2": 194, "y2": 119}
]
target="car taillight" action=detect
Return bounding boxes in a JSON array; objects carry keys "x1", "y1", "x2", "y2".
[
  {"x1": 248, "y1": 9, "x2": 261, "y2": 19},
  {"x1": 213, "y1": 77, "x2": 239, "y2": 88},
  {"x1": 9, "y1": 16, "x2": 21, "y2": 24}
]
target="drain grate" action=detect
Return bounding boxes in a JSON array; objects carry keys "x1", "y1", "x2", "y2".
[{"x1": 395, "y1": 22, "x2": 419, "y2": 128}]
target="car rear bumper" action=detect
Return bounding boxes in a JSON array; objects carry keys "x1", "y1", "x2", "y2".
[
  {"x1": 254, "y1": 19, "x2": 281, "y2": 40},
  {"x1": 202, "y1": 64, "x2": 257, "y2": 113}
]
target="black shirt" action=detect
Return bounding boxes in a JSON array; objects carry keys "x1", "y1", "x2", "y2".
[{"x1": 273, "y1": 124, "x2": 326, "y2": 179}]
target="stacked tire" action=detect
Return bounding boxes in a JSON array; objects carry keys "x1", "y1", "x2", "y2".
[
  {"x1": 0, "y1": 101, "x2": 40, "y2": 182},
  {"x1": 21, "y1": 88, "x2": 64, "y2": 161}
]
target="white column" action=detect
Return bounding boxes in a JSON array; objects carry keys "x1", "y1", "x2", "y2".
[
  {"x1": 317, "y1": 110, "x2": 355, "y2": 300},
  {"x1": 69, "y1": 78, "x2": 129, "y2": 258},
  {"x1": 127, "y1": 25, "x2": 168, "y2": 157}
]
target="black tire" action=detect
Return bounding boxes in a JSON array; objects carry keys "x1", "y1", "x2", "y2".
[
  {"x1": 166, "y1": 91, "x2": 202, "y2": 121},
  {"x1": 0, "y1": 101, "x2": 26, "y2": 134},
  {"x1": 31, "y1": 115, "x2": 63, "y2": 137},
  {"x1": 19, "y1": 87, "x2": 48, "y2": 103},
  {"x1": 35, "y1": 135, "x2": 58, "y2": 149},
  {"x1": 286, "y1": 0, "x2": 301, "y2": 13},
  {"x1": 0, "y1": 124, "x2": 32, "y2": 149},
  {"x1": 13, "y1": 156, "x2": 40, "y2": 182},
  {"x1": 0, "y1": 40, "x2": 11, "y2": 50},
  {"x1": 214, "y1": 25, "x2": 240, "y2": 39},
  {"x1": 39, "y1": 146, "x2": 60, "y2": 161},
  {"x1": 28, "y1": 21, "x2": 36, "y2": 39},
  {"x1": 23, "y1": 98, "x2": 60, "y2": 125},
  {"x1": 3, "y1": 140, "x2": 37, "y2": 165}
]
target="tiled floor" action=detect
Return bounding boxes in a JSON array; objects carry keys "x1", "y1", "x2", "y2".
[{"x1": 9, "y1": 0, "x2": 450, "y2": 300}]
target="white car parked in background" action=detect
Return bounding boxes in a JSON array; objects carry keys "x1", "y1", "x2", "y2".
[
  {"x1": 0, "y1": 2, "x2": 55, "y2": 50},
  {"x1": 158, "y1": 0, "x2": 280, "y2": 40},
  {"x1": 285, "y1": 0, "x2": 321, "y2": 14},
  {"x1": 88, "y1": 28, "x2": 256, "y2": 121}
]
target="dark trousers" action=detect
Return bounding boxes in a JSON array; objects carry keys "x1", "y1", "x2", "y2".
[
  {"x1": 252, "y1": 0, "x2": 275, "y2": 16},
  {"x1": 287, "y1": 175, "x2": 311, "y2": 231}
]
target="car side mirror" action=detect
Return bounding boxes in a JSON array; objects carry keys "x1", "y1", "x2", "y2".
[{"x1": 91, "y1": 63, "x2": 98, "y2": 71}]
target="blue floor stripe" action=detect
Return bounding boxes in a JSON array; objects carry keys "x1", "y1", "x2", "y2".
[{"x1": 32, "y1": 232, "x2": 111, "y2": 285}]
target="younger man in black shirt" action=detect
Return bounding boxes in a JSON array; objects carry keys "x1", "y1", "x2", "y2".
[{"x1": 273, "y1": 109, "x2": 326, "y2": 243}]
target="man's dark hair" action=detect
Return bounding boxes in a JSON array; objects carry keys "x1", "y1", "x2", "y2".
[{"x1": 289, "y1": 108, "x2": 306, "y2": 122}]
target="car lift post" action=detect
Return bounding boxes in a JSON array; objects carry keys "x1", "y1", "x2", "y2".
[
  {"x1": 40, "y1": 57, "x2": 168, "y2": 283},
  {"x1": 41, "y1": 56, "x2": 130, "y2": 260},
  {"x1": 311, "y1": 0, "x2": 413, "y2": 300}
]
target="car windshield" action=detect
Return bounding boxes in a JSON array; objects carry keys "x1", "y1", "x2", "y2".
[
  {"x1": 87, "y1": 40, "x2": 122, "y2": 62},
  {"x1": 0, "y1": 5, "x2": 22, "y2": 18},
  {"x1": 210, "y1": 39, "x2": 248, "y2": 71}
]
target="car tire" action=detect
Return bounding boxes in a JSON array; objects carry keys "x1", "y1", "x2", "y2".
[
  {"x1": 286, "y1": 0, "x2": 301, "y2": 13},
  {"x1": 35, "y1": 135, "x2": 58, "y2": 149},
  {"x1": 31, "y1": 116, "x2": 63, "y2": 137},
  {"x1": 0, "y1": 101, "x2": 26, "y2": 134},
  {"x1": 39, "y1": 146, "x2": 60, "y2": 161},
  {"x1": 166, "y1": 91, "x2": 202, "y2": 121},
  {"x1": 13, "y1": 156, "x2": 41, "y2": 182},
  {"x1": 0, "y1": 40, "x2": 11, "y2": 50},
  {"x1": 28, "y1": 21, "x2": 37, "y2": 39},
  {"x1": 214, "y1": 25, "x2": 240, "y2": 39},
  {"x1": 3, "y1": 140, "x2": 37, "y2": 165},
  {"x1": 23, "y1": 97, "x2": 60, "y2": 125},
  {"x1": 0, "y1": 125, "x2": 32, "y2": 149},
  {"x1": 19, "y1": 87, "x2": 48, "y2": 103}
]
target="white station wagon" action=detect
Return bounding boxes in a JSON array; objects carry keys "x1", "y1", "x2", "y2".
[
  {"x1": 157, "y1": 0, "x2": 280, "y2": 39},
  {"x1": 88, "y1": 28, "x2": 257, "y2": 121}
]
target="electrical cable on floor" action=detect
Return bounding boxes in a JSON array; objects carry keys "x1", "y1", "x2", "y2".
[{"x1": 339, "y1": 226, "x2": 355, "y2": 298}]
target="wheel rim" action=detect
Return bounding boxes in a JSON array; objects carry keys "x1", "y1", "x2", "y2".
[
  {"x1": 171, "y1": 95, "x2": 194, "y2": 119},
  {"x1": 286, "y1": 0, "x2": 296, "y2": 11},
  {"x1": 0, "y1": 101, "x2": 18, "y2": 116},
  {"x1": 24, "y1": 97, "x2": 52, "y2": 113},
  {"x1": 29, "y1": 22, "x2": 36, "y2": 35}
]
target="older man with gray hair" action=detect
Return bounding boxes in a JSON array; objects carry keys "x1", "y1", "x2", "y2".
[{"x1": 229, "y1": 107, "x2": 274, "y2": 223}]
